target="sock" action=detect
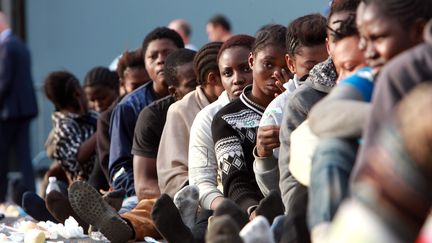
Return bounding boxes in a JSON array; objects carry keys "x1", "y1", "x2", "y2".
[
  {"x1": 11, "y1": 179, "x2": 29, "y2": 206},
  {"x1": 255, "y1": 190, "x2": 285, "y2": 224},
  {"x1": 240, "y1": 215, "x2": 275, "y2": 243},
  {"x1": 151, "y1": 194, "x2": 195, "y2": 243},
  {"x1": 206, "y1": 215, "x2": 243, "y2": 243},
  {"x1": 102, "y1": 189, "x2": 126, "y2": 212},
  {"x1": 191, "y1": 209, "x2": 213, "y2": 243},
  {"x1": 45, "y1": 190, "x2": 89, "y2": 232},
  {"x1": 22, "y1": 192, "x2": 58, "y2": 223},
  {"x1": 173, "y1": 185, "x2": 199, "y2": 229},
  {"x1": 213, "y1": 199, "x2": 249, "y2": 229}
]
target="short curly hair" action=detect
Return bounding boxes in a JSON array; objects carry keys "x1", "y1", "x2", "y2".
[
  {"x1": 116, "y1": 49, "x2": 146, "y2": 80},
  {"x1": 141, "y1": 27, "x2": 184, "y2": 57},
  {"x1": 164, "y1": 48, "x2": 197, "y2": 87}
]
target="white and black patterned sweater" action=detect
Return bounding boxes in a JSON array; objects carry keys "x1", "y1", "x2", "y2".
[
  {"x1": 50, "y1": 110, "x2": 98, "y2": 180},
  {"x1": 211, "y1": 86, "x2": 265, "y2": 211}
]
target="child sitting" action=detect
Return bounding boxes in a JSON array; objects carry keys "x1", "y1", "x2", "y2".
[{"x1": 45, "y1": 71, "x2": 98, "y2": 182}]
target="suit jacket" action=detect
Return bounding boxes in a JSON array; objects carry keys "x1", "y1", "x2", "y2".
[{"x1": 0, "y1": 32, "x2": 38, "y2": 120}]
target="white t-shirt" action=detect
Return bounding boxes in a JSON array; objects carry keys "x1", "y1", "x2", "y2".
[
  {"x1": 259, "y1": 76, "x2": 301, "y2": 158},
  {"x1": 188, "y1": 91, "x2": 230, "y2": 209}
]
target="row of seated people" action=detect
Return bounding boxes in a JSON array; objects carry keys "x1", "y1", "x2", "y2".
[{"x1": 13, "y1": 0, "x2": 432, "y2": 242}]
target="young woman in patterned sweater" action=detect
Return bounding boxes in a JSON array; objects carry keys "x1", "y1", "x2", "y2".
[{"x1": 211, "y1": 24, "x2": 287, "y2": 217}]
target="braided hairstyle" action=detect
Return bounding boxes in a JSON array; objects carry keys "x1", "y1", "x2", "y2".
[
  {"x1": 362, "y1": 0, "x2": 432, "y2": 27},
  {"x1": 116, "y1": 49, "x2": 146, "y2": 80},
  {"x1": 44, "y1": 71, "x2": 82, "y2": 111},
  {"x1": 84, "y1": 66, "x2": 119, "y2": 91},
  {"x1": 252, "y1": 24, "x2": 286, "y2": 56},
  {"x1": 217, "y1": 34, "x2": 255, "y2": 62},
  {"x1": 193, "y1": 42, "x2": 223, "y2": 85},
  {"x1": 164, "y1": 48, "x2": 197, "y2": 87},
  {"x1": 286, "y1": 14, "x2": 327, "y2": 56},
  {"x1": 141, "y1": 27, "x2": 184, "y2": 58}
]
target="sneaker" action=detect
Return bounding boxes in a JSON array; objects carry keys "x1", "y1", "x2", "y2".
[{"x1": 68, "y1": 181, "x2": 133, "y2": 243}]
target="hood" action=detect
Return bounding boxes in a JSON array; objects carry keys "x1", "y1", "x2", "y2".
[{"x1": 304, "y1": 57, "x2": 337, "y2": 93}]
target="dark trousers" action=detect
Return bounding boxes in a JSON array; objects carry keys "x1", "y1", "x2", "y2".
[{"x1": 0, "y1": 119, "x2": 35, "y2": 202}]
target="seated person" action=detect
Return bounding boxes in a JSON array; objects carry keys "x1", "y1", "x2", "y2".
[
  {"x1": 275, "y1": 2, "x2": 360, "y2": 240},
  {"x1": 188, "y1": 34, "x2": 255, "y2": 210},
  {"x1": 108, "y1": 27, "x2": 184, "y2": 197},
  {"x1": 45, "y1": 71, "x2": 98, "y2": 182},
  {"x1": 19, "y1": 71, "x2": 98, "y2": 225},
  {"x1": 132, "y1": 48, "x2": 197, "y2": 201},
  {"x1": 83, "y1": 66, "x2": 119, "y2": 191},
  {"x1": 97, "y1": 49, "x2": 149, "y2": 184},
  {"x1": 156, "y1": 41, "x2": 223, "y2": 198},
  {"x1": 211, "y1": 25, "x2": 287, "y2": 216},
  {"x1": 253, "y1": 13, "x2": 328, "y2": 196}
]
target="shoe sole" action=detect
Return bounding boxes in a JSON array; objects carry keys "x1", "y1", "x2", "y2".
[{"x1": 69, "y1": 181, "x2": 132, "y2": 243}]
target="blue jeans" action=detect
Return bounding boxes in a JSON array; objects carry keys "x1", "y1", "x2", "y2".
[
  {"x1": 308, "y1": 137, "x2": 358, "y2": 229},
  {"x1": 118, "y1": 195, "x2": 138, "y2": 214}
]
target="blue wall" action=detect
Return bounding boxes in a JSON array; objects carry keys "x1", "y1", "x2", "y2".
[{"x1": 26, "y1": 0, "x2": 330, "y2": 157}]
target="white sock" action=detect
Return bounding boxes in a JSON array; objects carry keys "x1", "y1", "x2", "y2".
[
  {"x1": 173, "y1": 185, "x2": 199, "y2": 229},
  {"x1": 240, "y1": 215, "x2": 275, "y2": 243}
]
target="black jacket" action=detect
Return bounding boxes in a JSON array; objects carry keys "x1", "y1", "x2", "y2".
[{"x1": 0, "y1": 33, "x2": 38, "y2": 120}]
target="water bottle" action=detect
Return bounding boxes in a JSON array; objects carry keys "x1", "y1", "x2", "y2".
[{"x1": 46, "y1": 176, "x2": 61, "y2": 194}]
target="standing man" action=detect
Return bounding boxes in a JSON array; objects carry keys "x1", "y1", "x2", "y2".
[
  {"x1": 0, "y1": 12, "x2": 38, "y2": 203},
  {"x1": 168, "y1": 19, "x2": 197, "y2": 51},
  {"x1": 206, "y1": 14, "x2": 232, "y2": 42}
]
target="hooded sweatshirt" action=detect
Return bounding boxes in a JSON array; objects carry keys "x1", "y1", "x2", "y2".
[{"x1": 278, "y1": 58, "x2": 337, "y2": 211}]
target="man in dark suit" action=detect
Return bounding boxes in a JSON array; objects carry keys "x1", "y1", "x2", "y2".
[{"x1": 0, "y1": 12, "x2": 38, "y2": 203}]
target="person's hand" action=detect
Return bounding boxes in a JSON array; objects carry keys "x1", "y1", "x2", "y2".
[
  {"x1": 273, "y1": 68, "x2": 292, "y2": 97},
  {"x1": 256, "y1": 125, "x2": 280, "y2": 157}
]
